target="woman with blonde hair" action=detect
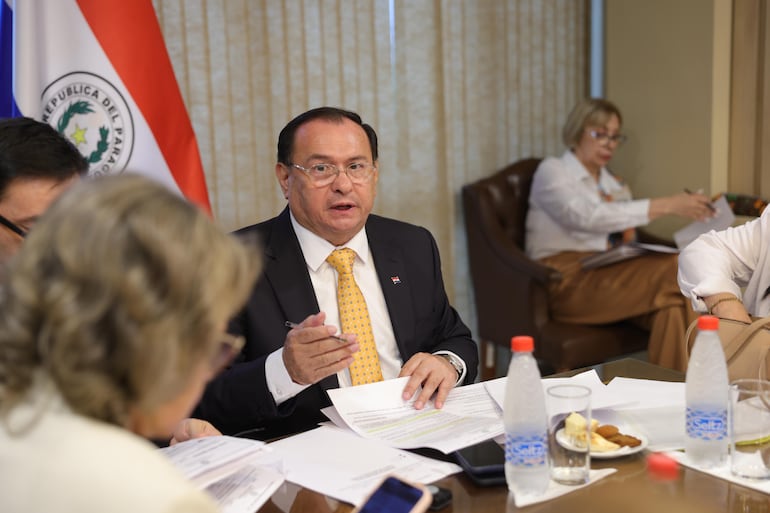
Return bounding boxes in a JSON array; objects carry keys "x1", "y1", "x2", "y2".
[
  {"x1": 0, "y1": 174, "x2": 260, "y2": 513},
  {"x1": 525, "y1": 98, "x2": 713, "y2": 371}
]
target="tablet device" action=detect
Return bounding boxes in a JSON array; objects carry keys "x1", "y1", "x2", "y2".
[{"x1": 452, "y1": 440, "x2": 506, "y2": 486}]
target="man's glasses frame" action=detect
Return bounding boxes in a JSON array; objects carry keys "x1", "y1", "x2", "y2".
[
  {"x1": 288, "y1": 162, "x2": 376, "y2": 187},
  {"x1": 0, "y1": 213, "x2": 27, "y2": 238}
]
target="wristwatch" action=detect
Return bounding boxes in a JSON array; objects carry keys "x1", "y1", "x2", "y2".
[{"x1": 438, "y1": 353, "x2": 464, "y2": 382}]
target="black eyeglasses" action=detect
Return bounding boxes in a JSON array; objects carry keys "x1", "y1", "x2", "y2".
[{"x1": 0, "y1": 213, "x2": 27, "y2": 238}]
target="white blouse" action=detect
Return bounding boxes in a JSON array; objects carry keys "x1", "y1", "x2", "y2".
[
  {"x1": 525, "y1": 150, "x2": 650, "y2": 260},
  {"x1": 678, "y1": 207, "x2": 770, "y2": 316}
]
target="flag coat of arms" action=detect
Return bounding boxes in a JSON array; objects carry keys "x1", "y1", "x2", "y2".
[{"x1": 0, "y1": 0, "x2": 210, "y2": 212}]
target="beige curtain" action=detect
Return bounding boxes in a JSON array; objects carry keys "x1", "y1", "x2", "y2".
[{"x1": 153, "y1": 0, "x2": 587, "y2": 337}]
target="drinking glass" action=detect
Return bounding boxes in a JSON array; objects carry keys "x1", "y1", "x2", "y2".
[
  {"x1": 729, "y1": 378, "x2": 770, "y2": 479},
  {"x1": 546, "y1": 384, "x2": 592, "y2": 485}
]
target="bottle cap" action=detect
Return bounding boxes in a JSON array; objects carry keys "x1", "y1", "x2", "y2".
[
  {"x1": 646, "y1": 452, "x2": 680, "y2": 481},
  {"x1": 698, "y1": 315, "x2": 719, "y2": 331},
  {"x1": 511, "y1": 336, "x2": 534, "y2": 352}
]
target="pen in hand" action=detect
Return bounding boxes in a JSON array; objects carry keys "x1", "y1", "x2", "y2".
[
  {"x1": 684, "y1": 188, "x2": 716, "y2": 213},
  {"x1": 284, "y1": 321, "x2": 348, "y2": 343}
]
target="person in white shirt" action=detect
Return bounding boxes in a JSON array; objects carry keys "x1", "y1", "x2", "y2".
[
  {"x1": 678, "y1": 206, "x2": 770, "y2": 322},
  {"x1": 525, "y1": 98, "x2": 713, "y2": 371},
  {"x1": 0, "y1": 174, "x2": 259, "y2": 513}
]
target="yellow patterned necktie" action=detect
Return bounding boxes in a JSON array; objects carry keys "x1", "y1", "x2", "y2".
[{"x1": 326, "y1": 248, "x2": 383, "y2": 385}]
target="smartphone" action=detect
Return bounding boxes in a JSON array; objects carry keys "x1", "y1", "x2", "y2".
[
  {"x1": 353, "y1": 476, "x2": 433, "y2": 513},
  {"x1": 452, "y1": 439, "x2": 506, "y2": 486}
]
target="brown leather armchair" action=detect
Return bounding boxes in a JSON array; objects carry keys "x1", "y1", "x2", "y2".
[{"x1": 462, "y1": 158, "x2": 648, "y2": 377}]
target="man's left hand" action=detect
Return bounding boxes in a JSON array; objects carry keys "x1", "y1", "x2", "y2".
[{"x1": 398, "y1": 352, "x2": 458, "y2": 410}]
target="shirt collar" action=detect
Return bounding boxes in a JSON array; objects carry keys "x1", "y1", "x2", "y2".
[
  {"x1": 289, "y1": 210, "x2": 370, "y2": 271},
  {"x1": 563, "y1": 150, "x2": 614, "y2": 188}
]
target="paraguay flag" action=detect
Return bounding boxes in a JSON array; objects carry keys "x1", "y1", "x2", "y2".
[{"x1": 0, "y1": 0, "x2": 211, "y2": 212}]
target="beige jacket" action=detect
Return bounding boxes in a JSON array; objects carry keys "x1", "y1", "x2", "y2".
[{"x1": 0, "y1": 383, "x2": 219, "y2": 513}]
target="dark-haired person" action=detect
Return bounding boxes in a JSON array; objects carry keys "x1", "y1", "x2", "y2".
[
  {"x1": 524, "y1": 98, "x2": 714, "y2": 372},
  {"x1": 194, "y1": 107, "x2": 478, "y2": 438},
  {"x1": 679, "y1": 206, "x2": 770, "y2": 322},
  {"x1": 0, "y1": 117, "x2": 87, "y2": 266}
]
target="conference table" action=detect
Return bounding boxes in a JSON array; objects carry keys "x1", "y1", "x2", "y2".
[{"x1": 256, "y1": 359, "x2": 769, "y2": 513}]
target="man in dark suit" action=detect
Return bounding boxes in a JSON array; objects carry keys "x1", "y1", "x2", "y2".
[{"x1": 194, "y1": 107, "x2": 478, "y2": 438}]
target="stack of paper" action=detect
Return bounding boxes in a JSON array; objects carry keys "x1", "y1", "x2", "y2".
[
  {"x1": 323, "y1": 376, "x2": 503, "y2": 454},
  {"x1": 160, "y1": 435, "x2": 284, "y2": 513},
  {"x1": 268, "y1": 425, "x2": 462, "y2": 507}
]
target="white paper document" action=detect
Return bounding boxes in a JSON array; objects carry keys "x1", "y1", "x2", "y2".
[
  {"x1": 484, "y1": 369, "x2": 633, "y2": 412},
  {"x1": 667, "y1": 451, "x2": 770, "y2": 496},
  {"x1": 511, "y1": 468, "x2": 618, "y2": 508},
  {"x1": 159, "y1": 435, "x2": 284, "y2": 513},
  {"x1": 673, "y1": 195, "x2": 735, "y2": 249},
  {"x1": 268, "y1": 425, "x2": 462, "y2": 506},
  {"x1": 601, "y1": 377, "x2": 687, "y2": 451},
  {"x1": 606, "y1": 377, "x2": 685, "y2": 410},
  {"x1": 484, "y1": 371, "x2": 688, "y2": 450},
  {"x1": 324, "y1": 377, "x2": 503, "y2": 453},
  {"x1": 204, "y1": 462, "x2": 285, "y2": 513}
]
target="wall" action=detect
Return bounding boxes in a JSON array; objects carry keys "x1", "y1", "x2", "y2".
[{"x1": 605, "y1": 0, "x2": 732, "y2": 236}]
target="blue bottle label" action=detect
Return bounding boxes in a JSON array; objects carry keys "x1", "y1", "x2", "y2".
[
  {"x1": 686, "y1": 407, "x2": 727, "y2": 441},
  {"x1": 505, "y1": 432, "x2": 548, "y2": 467}
]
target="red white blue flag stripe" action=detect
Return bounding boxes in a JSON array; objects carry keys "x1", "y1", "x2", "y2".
[{"x1": 0, "y1": 0, "x2": 210, "y2": 212}]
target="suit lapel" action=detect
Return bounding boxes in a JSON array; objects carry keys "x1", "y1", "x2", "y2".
[
  {"x1": 263, "y1": 208, "x2": 339, "y2": 391},
  {"x1": 262, "y1": 208, "x2": 321, "y2": 329},
  {"x1": 367, "y1": 216, "x2": 416, "y2": 354}
]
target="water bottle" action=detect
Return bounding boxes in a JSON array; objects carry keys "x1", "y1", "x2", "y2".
[
  {"x1": 503, "y1": 336, "x2": 549, "y2": 496},
  {"x1": 685, "y1": 315, "x2": 728, "y2": 468}
]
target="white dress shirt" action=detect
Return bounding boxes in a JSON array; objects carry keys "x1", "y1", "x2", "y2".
[
  {"x1": 266, "y1": 212, "x2": 465, "y2": 404},
  {"x1": 525, "y1": 151, "x2": 650, "y2": 260},
  {"x1": 265, "y1": 213, "x2": 403, "y2": 403},
  {"x1": 678, "y1": 207, "x2": 770, "y2": 316}
]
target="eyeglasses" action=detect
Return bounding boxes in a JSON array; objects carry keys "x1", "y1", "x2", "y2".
[
  {"x1": 0, "y1": 213, "x2": 28, "y2": 238},
  {"x1": 588, "y1": 130, "x2": 627, "y2": 146},
  {"x1": 289, "y1": 162, "x2": 376, "y2": 186},
  {"x1": 210, "y1": 333, "x2": 245, "y2": 375}
]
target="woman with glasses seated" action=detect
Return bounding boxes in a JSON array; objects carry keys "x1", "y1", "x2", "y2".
[
  {"x1": 525, "y1": 98, "x2": 714, "y2": 372},
  {"x1": 678, "y1": 206, "x2": 770, "y2": 323},
  {"x1": 0, "y1": 174, "x2": 259, "y2": 513}
]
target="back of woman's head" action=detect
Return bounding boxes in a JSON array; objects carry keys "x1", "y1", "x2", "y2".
[
  {"x1": 0, "y1": 173, "x2": 259, "y2": 427},
  {"x1": 562, "y1": 98, "x2": 623, "y2": 148}
]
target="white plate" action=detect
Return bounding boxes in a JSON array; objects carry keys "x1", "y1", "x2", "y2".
[{"x1": 555, "y1": 428, "x2": 648, "y2": 459}]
